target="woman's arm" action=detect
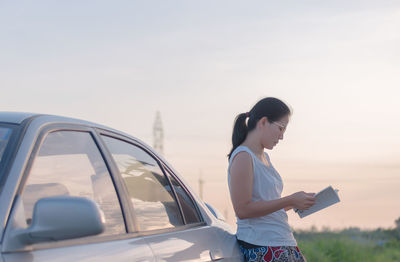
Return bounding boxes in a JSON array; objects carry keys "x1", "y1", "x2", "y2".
[{"x1": 229, "y1": 152, "x2": 315, "y2": 219}]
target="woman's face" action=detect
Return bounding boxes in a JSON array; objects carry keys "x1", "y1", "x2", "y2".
[{"x1": 259, "y1": 114, "x2": 289, "y2": 150}]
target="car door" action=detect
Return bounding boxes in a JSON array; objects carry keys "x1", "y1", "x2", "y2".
[
  {"x1": 143, "y1": 167, "x2": 242, "y2": 262},
  {"x1": 99, "y1": 134, "x2": 239, "y2": 261},
  {"x1": 2, "y1": 127, "x2": 155, "y2": 262}
]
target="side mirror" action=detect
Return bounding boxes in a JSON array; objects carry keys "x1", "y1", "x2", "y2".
[{"x1": 6, "y1": 196, "x2": 104, "y2": 250}]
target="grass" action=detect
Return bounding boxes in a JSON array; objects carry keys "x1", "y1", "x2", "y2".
[{"x1": 295, "y1": 228, "x2": 400, "y2": 262}]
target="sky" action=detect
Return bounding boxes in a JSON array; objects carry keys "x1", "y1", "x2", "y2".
[{"x1": 1, "y1": 0, "x2": 400, "y2": 230}]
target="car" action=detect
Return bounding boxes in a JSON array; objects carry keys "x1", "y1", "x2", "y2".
[{"x1": 0, "y1": 112, "x2": 243, "y2": 262}]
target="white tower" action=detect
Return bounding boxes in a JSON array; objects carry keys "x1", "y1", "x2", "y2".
[
  {"x1": 153, "y1": 111, "x2": 164, "y2": 155},
  {"x1": 199, "y1": 170, "x2": 204, "y2": 199}
]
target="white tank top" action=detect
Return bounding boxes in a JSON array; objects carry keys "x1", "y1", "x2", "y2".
[{"x1": 228, "y1": 146, "x2": 297, "y2": 246}]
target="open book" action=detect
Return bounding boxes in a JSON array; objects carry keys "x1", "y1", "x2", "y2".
[{"x1": 294, "y1": 186, "x2": 340, "y2": 218}]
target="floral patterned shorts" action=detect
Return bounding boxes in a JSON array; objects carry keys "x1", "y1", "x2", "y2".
[{"x1": 239, "y1": 244, "x2": 307, "y2": 262}]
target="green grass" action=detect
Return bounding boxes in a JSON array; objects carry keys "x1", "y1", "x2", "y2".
[{"x1": 295, "y1": 229, "x2": 400, "y2": 262}]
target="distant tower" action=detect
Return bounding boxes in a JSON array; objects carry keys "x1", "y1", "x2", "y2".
[
  {"x1": 199, "y1": 169, "x2": 204, "y2": 199},
  {"x1": 153, "y1": 111, "x2": 164, "y2": 155}
]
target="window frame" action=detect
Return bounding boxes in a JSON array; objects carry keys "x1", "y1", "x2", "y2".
[
  {"x1": 0, "y1": 123, "x2": 18, "y2": 177},
  {"x1": 161, "y1": 164, "x2": 204, "y2": 225},
  {"x1": 96, "y1": 129, "x2": 205, "y2": 236},
  {"x1": 10, "y1": 124, "x2": 133, "y2": 251},
  {"x1": 0, "y1": 118, "x2": 35, "y2": 189}
]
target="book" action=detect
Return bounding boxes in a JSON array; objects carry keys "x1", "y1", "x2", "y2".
[{"x1": 294, "y1": 186, "x2": 340, "y2": 218}]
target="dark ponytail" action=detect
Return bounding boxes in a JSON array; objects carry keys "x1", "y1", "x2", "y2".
[
  {"x1": 228, "y1": 113, "x2": 248, "y2": 159},
  {"x1": 227, "y1": 97, "x2": 291, "y2": 159}
]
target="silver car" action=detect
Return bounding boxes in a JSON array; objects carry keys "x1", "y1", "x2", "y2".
[{"x1": 0, "y1": 112, "x2": 243, "y2": 261}]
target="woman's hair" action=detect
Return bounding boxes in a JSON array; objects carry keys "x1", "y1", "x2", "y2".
[{"x1": 227, "y1": 97, "x2": 291, "y2": 159}]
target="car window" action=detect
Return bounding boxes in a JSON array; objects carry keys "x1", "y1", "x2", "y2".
[
  {"x1": 101, "y1": 135, "x2": 184, "y2": 231},
  {"x1": 165, "y1": 170, "x2": 202, "y2": 224},
  {"x1": 0, "y1": 126, "x2": 13, "y2": 164},
  {"x1": 22, "y1": 131, "x2": 125, "y2": 236}
]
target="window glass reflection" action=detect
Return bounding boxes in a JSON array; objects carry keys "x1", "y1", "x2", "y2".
[
  {"x1": 0, "y1": 126, "x2": 12, "y2": 164},
  {"x1": 23, "y1": 131, "x2": 125, "y2": 236},
  {"x1": 101, "y1": 136, "x2": 184, "y2": 231}
]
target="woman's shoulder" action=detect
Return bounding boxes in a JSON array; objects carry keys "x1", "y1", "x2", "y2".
[
  {"x1": 232, "y1": 145, "x2": 253, "y2": 156},
  {"x1": 228, "y1": 148, "x2": 253, "y2": 177},
  {"x1": 230, "y1": 146, "x2": 254, "y2": 163}
]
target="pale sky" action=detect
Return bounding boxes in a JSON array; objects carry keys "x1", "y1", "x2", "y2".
[{"x1": 1, "y1": 0, "x2": 400, "y2": 230}]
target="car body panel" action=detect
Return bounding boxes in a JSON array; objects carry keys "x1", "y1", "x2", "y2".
[
  {"x1": 2, "y1": 238, "x2": 155, "y2": 262},
  {"x1": 144, "y1": 224, "x2": 242, "y2": 261}
]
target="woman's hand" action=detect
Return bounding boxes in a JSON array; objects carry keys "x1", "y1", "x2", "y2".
[
  {"x1": 289, "y1": 191, "x2": 316, "y2": 210},
  {"x1": 284, "y1": 206, "x2": 293, "y2": 211}
]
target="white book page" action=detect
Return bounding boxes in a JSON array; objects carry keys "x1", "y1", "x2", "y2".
[{"x1": 294, "y1": 186, "x2": 340, "y2": 218}]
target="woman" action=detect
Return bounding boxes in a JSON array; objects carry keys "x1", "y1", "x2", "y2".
[{"x1": 228, "y1": 97, "x2": 315, "y2": 262}]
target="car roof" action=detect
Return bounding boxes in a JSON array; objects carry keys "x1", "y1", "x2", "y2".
[
  {"x1": 0, "y1": 112, "x2": 106, "y2": 129},
  {"x1": 0, "y1": 112, "x2": 40, "y2": 124},
  {"x1": 0, "y1": 111, "x2": 179, "y2": 180},
  {"x1": 0, "y1": 111, "x2": 152, "y2": 153}
]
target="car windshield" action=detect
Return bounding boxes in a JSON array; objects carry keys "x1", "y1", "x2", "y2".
[{"x1": 0, "y1": 126, "x2": 13, "y2": 165}]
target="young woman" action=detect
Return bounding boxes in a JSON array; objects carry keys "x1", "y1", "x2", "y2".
[{"x1": 228, "y1": 97, "x2": 315, "y2": 262}]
